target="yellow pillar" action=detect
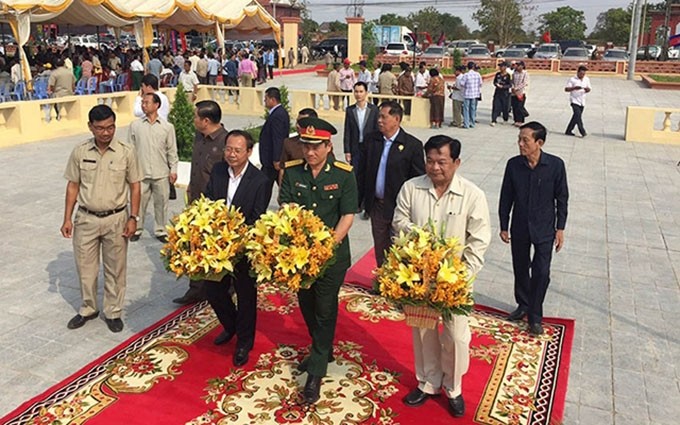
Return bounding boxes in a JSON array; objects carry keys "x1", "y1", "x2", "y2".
[
  {"x1": 346, "y1": 17, "x2": 364, "y2": 63},
  {"x1": 281, "y1": 17, "x2": 301, "y2": 67}
]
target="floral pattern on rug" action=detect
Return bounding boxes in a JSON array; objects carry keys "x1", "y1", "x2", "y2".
[
  {"x1": 257, "y1": 282, "x2": 299, "y2": 315},
  {"x1": 338, "y1": 286, "x2": 404, "y2": 323},
  {"x1": 188, "y1": 341, "x2": 402, "y2": 425},
  {"x1": 105, "y1": 344, "x2": 189, "y2": 393}
]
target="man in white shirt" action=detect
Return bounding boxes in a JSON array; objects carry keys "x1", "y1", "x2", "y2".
[
  {"x1": 357, "y1": 60, "x2": 371, "y2": 84},
  {"x1": 188, "y1": 51, "x2": 200, "y2": 72},
  {"x1": 133, "y1": 74, "x2": 170, "y2": 121},
  {"x1": 178, "y1": 61, "x2": 199, "y2": 101},
  {"x1": 206, "y1": 53, "x2": 220, "y2": 85},
  {"x1": 564, "y1": 65, "x2": 591, "y2": 138},
  {"x1": 394, "y1": 135, "x2": 490, "y2": 419},
  {"x1": 414, "y1": 62, "x2": 430, "y2": 97},
  {"x1": 10, "y1": 59, "x2": 21, "y2": 84}
]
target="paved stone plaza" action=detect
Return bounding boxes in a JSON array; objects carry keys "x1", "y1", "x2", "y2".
[{"x1": 1, "y1": 72, "x2": 679, "y2": 424}]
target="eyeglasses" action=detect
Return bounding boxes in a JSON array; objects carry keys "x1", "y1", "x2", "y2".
[
  {"x1": 224, "y1": 147, "x2": 246, "y2": 154},
  {"x1": 92, "y1": 125, "x2": 115, "y2": 133}
]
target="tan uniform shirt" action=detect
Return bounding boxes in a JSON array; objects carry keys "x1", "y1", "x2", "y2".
[
  {"x1": 196, "y1": 58, "x2": 208, "y2": 78},
  {"x1": 378, "y1": 72, "x2": 397, "y2": 95},
  {"x1": 64, "y1": 139, "x2": 143, "y2": 211},
  {"x1": 127, "y1": 116, "x2": 179, "y2": 179},
  {"x1": 279, "y1": 135, "x2": 304, "y2": 164},
  {"x1": 188, "y1": 126, "x2": 228, "y2": 202},
  {"x1": 393, "y1": 173, "x2": 491, "y2": 277},
  {"x1": 327, "y1": 70, "x2": 341, "y2": 92},
  {"x1": 48, "y1": 66, "x2": 75, "y2": 97}
]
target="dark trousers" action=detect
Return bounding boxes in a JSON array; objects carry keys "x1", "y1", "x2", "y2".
[
  {"x1": 351, "y1": 144, "x2": 368, "y2": 209},
  {"x1": 207, "y1": 75, "x2": 217, "y2": 85},
  {"x1": 261, "y1": 165, "x2": 278, "y2": 204},
  {"x1": 566, "y1": 103, "x2": 586, "y2": 135},
  {"x1": 369, "y1": 199, "x2": 394, "y2": 266},
  {"x1": 268, "y1": 65, "x2": 274, "y2": 79},
  {"x1": 511, "y1": 95, "x2": 528, "y2": 123},
  {"x1": 511, "y1": 238, "x2": 554, "y2": 325},
  {"x1": 492, "y1": 92, "x2": 510, "y2": 123},
  {"x1": 204, "y1": 264, "x2": 257, "y2": 350},
  {"x1": 297, "y1": 256, "x2": 349, "y2": 377}
]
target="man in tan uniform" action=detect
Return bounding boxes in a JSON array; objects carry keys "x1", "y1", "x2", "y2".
[
  {"x1": 48, "y1": 57, "x2": 75, "y2": 119},
  {"x1": 61, "y1": 105, "x2": 142, "y2": 333},
  {"x1": 128, "y1": 92, "x2": 178, "y2": 242},
  {"x1": 327, "y1": 63, "x2": 342, "y2": 111}
]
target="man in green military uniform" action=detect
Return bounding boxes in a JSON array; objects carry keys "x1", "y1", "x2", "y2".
[{"x1": 279, "y1": 117, "x2": 358, "y2": 404}]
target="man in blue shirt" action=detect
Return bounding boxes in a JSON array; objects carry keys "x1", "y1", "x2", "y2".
[
  {"x1": 498, "y1": 121, "x2": 569, "y2": 336},
  {"x1": 266, "y1": 48, "x2": 276, "y2": 80}
]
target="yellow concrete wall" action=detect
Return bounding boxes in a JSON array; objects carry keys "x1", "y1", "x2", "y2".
[
  {"x1": 0, "y1": 86, "x2": 432, "y2": 147},
  {"x1": 281, "y1": 17, "x2": 301, "y2": 67},
  {"x1": 625, "y1": 106, "x2": 680, "y2": 145},
  {"x1": 346, "y1": 17, "x2": 364, "y2": 64}
]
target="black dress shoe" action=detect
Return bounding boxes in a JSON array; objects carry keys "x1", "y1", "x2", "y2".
[
  {"x1": 233, "y1": 347, "x2": 250, "y2": 367},
  {"x1": 214, "y1": 330, "x2": 235, "y2": 345},
  {"x1": 156, "y1": 235, "x2": 168, "y2": 243},
  {"x1": 172, "y1": 294, "x2": 202, "y2": 305},
  {"x1": 529, "y1": 322, "x2": 544, "y2": 336},
  {"x1": 296, "y1": 353, "x2": 335, "y2": 372},
  {"x1": 506, "y1": 307, "x2": 527, "y2": 321},
  {"x1": 105, "y1": 318, "x2": 124, "y2": 333},
  {"x1": 403, "y1": 387, "x2": 435, "y2": 407},
  {"x1": 565, "y1": 131, "x2": 576, "y2": 137},
  {"x1": 130, "y1": 234, "x2": 141, "y2": 242},
  {"x1": 448, "y1": 395, "x2": 465, "y2": 417},
  {"x1": 67, "y1": 312, "x2": 99, "y2": 329},
  {"x1": 303, "y1": 374, "x2": 323, "y2": 404}
]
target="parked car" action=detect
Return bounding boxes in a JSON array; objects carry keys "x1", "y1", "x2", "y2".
[
  {"x1": 562, "y1": 48, "x2": 590, "y2": 62},
  {"x1": 556, "y1": 39, "x2": 586, "y2": 54},
  {"x1": 495, "y1": 43, "x2": 536, "y2": 58},
  {"x1": 534, "y1": 43, "x2": 561, "y2": 59},
  {"x1": 501, "y1": 48, "x2": 528, "y2": 59},
  {"x1": 636, "y1": 45, "x2": 661, "y2": 60},
  {"x1": 668, "y1": 46, "x2": 679, "y2": 60},
  {"x1": 467, "y1": 46, "x2": 491, "y2": 59},
  {"x1": 420, "y1": 45, "x2": 449, "y2": 60},
  {"x1": 447, "y1": 39, "x2": 480, "y2": 56},
  {"x1": 584, "y1": 44, "x2": 597, "y2": 58},
  {"x1": 312, "y1": 38, "x2": 348, "y2": 58},
  {"x1": 602, "y1": 49, "x2": 629, "y2": 62},
  {"x1": 384, "y1": 42, "x2": 417, "y2": 56}
]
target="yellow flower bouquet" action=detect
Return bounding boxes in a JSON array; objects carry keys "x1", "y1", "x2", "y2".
[
  {"x1": 161, "y1": 195, "x2": 248, "y2": 281},
  {"x1": 245, "y1": 203, "x2": 337, "y2": 292},
  {"x1": 375, "y1": 223, "x2": 474, "y2": 328}
]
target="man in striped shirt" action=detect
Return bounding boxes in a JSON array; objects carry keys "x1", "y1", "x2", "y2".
[{"x1": 458, "y1": 62, "x2": 482, "y2": 129}]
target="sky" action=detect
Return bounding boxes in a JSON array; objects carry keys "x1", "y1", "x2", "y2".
[{"x1": 306, "y1": 0, "x2": 635, "y2": 35}]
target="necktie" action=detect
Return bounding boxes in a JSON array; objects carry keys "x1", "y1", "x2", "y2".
[{"x1": 375, "y1": 138, "x2": 392, "y2": 199}]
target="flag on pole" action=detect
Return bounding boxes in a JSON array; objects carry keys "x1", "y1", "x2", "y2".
[
  {"x1": 670, "y1": 33, "x2": 680, "y2": 47},
  {"x1": 437, "y1": 32, "x2": 446, "y2": 46},
  {"x1": 542, "y1": 30, "x2": 551, "y2": 43}
]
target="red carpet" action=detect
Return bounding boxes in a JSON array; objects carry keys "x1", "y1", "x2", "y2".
[
  {"x1": 2, "y1": 261, "x2": 573, "y2": 424},
  {"x1": 345, "y1": 248, "x2": 378, "y2": 290}
]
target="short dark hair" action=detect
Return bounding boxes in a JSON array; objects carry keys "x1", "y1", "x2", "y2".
[
  {"x1": 195, "y1": 100, "x2": 222, "y2": 124},
  {"x1": 379, "y1": 100, "x2": 404, "y2": 120},
  {"x1": 226, "y1": 129, "x2": 255, "y2": 150},
  {"x1": 429, "y1": 68, "x2": 439, "y2": 77},
  {"x1": 144, "y1": 92, "x2": 161, "y2": 106},
  {"x1": 141, "y1": 73, "x2": 159, "y2": 90},
  {"x1": 265, "y1": 87, "x2": 281, "y2": 102},
  {"x1": 297, "y1": 108, "x2": 318, "y2": 118},
  {"x1": 578, "y1": 65, "x2": 588, "y2": 72},
  {"x1": 424, "y1": 135, "x2": 461, "y2": 160},
  {"x1": 89, "y1": 104, "x2": 116, "y2": 123},
  {"x1": 520, "y1": 121, "x2": 547, "y2": 143},
  {"x1": 353, "y1": 81, "x2": 368, "y2": 91}
]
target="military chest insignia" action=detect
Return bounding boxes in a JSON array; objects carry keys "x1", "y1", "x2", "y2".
[
  {"x1": 398, "y1": 144, "x2": 404, "y2": 151},
  {"x1": 324, "y1": 183, "x2": 339, "y2": 191},
  {"x1": 333, "y1": 161, "x2": 353, "y2": 172},
  {"x1": 285, "y1": 159, "x2": 304, "y2": 168},
  {"x1": 295, "y1": 182, "x2": 308, "y2": 189}
]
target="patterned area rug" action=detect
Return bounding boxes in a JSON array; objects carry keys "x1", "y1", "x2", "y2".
[{"x1": 2, "y1": 284, "x2": 572, "y2": 425}]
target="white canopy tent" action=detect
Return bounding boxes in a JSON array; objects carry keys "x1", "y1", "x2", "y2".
[{"x1": 0, "y1": 0, "x2": 280, "y2": 83}]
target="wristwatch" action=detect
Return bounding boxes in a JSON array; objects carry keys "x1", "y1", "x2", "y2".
[{"x1": 129, "y1": 215, "x2": 140, "y2": 222}]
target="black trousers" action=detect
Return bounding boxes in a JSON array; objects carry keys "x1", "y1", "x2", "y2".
[
  {"x1": 492, "y1": 92, "x2": 510, "y2": 123},
  {"x1": 511, "y1": 95, "x2": 528, "y2": 123},
  {"x1": 267, "y1": 65, "x2": 274, "y2": 79},
  {"x1": 204, "y1": 263, "x2": 257, "y2": 350},
  {"x1": 566, "y1": 103, "x2": 586, "y2": 135},
  {"x1": 351, "y1": 143, "x2": 368, "y2": 209},
  {"x1": 369, "y1": 199, "x2": 394, "y2": 266},
  {"x1": 511, "y1": 238, "x2": 554, "y2": 325}
]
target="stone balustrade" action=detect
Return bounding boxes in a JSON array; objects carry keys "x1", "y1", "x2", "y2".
[
  {"x1": 0, "y1": 85, "x2": 433, "y2": 147},
  {"x1": 625, "y1": 106, "x2": 680, "y2": 145}
]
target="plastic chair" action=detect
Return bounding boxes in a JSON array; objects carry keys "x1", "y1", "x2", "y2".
[
  {"x1": 86, "y1": 77, "x2": 98, "y2": 95},
  {"x1": 74, "y1": 78, "x2": 87, "y2": 95},
  {"x1": 169, "y1": 74, "x2": 178, "y2": 88},
  {"x1": 32, "y1": 77, "x2": 49, "y2": 99},
  {"x1": 0, "y1": 81, "x2": 7, "y2": 102},
  {"x1": 99, "y1": 77, "x2": 116, "y2": 93},
  {"x1": 12, "y1": 80, "x2": 26, "y2": 100},
  {"x1": 115, "y1": 73, "x2": 128, "y2": 91}
]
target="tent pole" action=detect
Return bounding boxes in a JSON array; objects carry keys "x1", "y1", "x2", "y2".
[{"x1": 96, "y1": 26, "x2": 100, "y2": 50}]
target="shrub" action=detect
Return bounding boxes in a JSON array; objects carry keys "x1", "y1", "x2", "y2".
[{"x1": 168, "y1": 83, "x2": 195, "y2": 161}]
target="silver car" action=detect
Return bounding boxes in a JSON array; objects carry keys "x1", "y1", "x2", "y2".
[
  {"x1": 501, "y1": 48, "x2": 528, "y2": 59},
  {"x1": 602, "y1": 49, "x2": 629, "y2": 62},
  {"x1": 467, "y1": 46, "x2": 491, "y2": 59},
  {"x1": 534, "y1": 43, "x2": 561, "y2": 59},
  {"x1": 420, "y1": 45, "x2": 449, "y2": 60},
  {"x1": 562, "y1": 47, "x2": 590, "y2": 62}
]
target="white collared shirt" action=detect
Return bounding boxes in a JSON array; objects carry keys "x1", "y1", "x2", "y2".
[
  {"x1": 356, "y1": 104, "x2": 367, "y2": 143},
  {"x1": 227, "y1": 162, "x2": 248, "y2": 207},
  {"x1": 566, "y1": 75, "x2": 591, "y2": 107}
]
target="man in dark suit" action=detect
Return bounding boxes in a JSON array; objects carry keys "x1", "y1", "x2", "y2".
[
  {"x1": 363, "y1": 101, "x2": 425, "y2": 266},
  {"x1": 259, "y1": 86, "x2": 290, "y2": 200},
  {"x1": 343, "y1": 81, "x2": 379, "y2": 215},
  {"x1": 499, "y1": 121, "x2": 569, "y2": 336},
  {"x1": 204, "y1": 129, "x2": 270, "y2": 367}
]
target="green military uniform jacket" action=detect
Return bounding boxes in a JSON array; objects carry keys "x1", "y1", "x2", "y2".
[{"x1": 280, "y1": 158, "x2": 358, "y2": 262}]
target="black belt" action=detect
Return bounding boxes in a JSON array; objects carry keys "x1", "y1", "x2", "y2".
[{"x1": 78, "y1": 206, "x2": 126, "y2": 218}]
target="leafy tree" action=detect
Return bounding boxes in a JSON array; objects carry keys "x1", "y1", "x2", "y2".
[
  {"x1": 168, "y1": 83, "x2": 195, "y2": 162},
  {"x1": 300, "y1": 18, "x2": 319, "y2": 47},
  {"x1": 589, "y1": 8, "x2": 631, "y2": 45},
  {"x1": 362, "y1": 20, "x2": 379, "y2": 64},
  {"x1": 538, "y1": 6, "x2": 587, "y2": 40},
  {"x1": 328, "y1": 20, "x2": 348, "y2": 34},
  {"x1": 473, "y1": 0, "x2": 534, "y2": 46},
  {"x1": 407, "y1": 7, "x2": 470, "y2": 42},
  {"x1": 378, "y1": 13, "x2": 410, "y2": 26}
]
